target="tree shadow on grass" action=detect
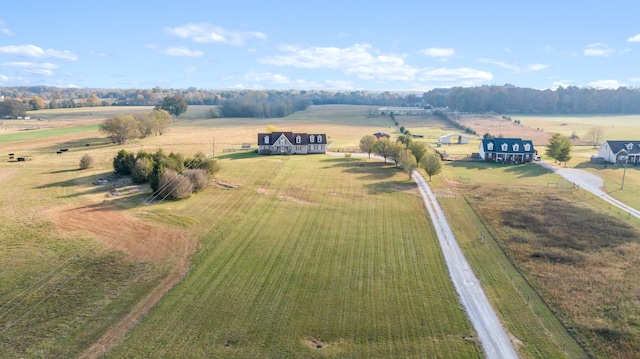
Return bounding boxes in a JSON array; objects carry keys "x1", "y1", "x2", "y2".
[
  {"x1": 216, "y1": 151, "x2": 258, "y2": 160},
  {"x1": 449, "y1": 160, "x2": 549, "y2": 178},
  {"x1": 447, "y1": 161, "x2": 494, "y2": 171},
  {"x1": 35, "y1": 172, "x2": 102, "y2": 189},
  {"x1": 341, "y1": 161, "x2": 397, "y2": 181},
  {"x1": 48, "y1": 168, "x2": 82, "y2": 174},
  {"x1": 39, "y1": 137, "x2": 114, "y2": 154},
  {"x1": 363, "y1": 180, "x2": 417, "y2": 195},
  {"x1": 502, "y1": 163, "x2": 550, "y2": 178}
]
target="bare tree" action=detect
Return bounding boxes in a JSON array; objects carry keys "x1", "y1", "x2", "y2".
[
  {"x1": 79, "y1": 154, "x2": 94, "y2": 169},
  {"x1": 585, "y1": 126, "x2": 606, "y2": 148},
  {"x1": 158, "y1": 169, "x2": 193, "y2": 200}
]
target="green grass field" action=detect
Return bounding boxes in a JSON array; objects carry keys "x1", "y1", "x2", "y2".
[
  {"x1": 3, "y1": 105, "x2": 640, "y2": 358},
  {"x1": 107, "y1": 154, "x2": 482, "y2": 358},
  {"x1": 0, "y1": 124, "x2": 100, "y2": 144}
]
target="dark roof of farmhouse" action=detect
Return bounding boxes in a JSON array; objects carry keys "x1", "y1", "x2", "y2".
[
  {"x1": 604, "y1": 140, "x2": 640, "y2": 154},
  {"x1": 257, "y1": 132, "x2": 327, "y2": 145},
  {"x1": 480, "y1": 138, "x2": 535, "y2": 153}
]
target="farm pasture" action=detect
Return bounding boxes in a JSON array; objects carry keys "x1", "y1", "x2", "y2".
[{"x1": 3, "y1": 104, "x2": 640, "y2": 358}]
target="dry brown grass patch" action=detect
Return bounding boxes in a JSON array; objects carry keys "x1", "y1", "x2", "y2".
[{"x1": 461, "y1": 185, "x2": 640, "y2": 358}]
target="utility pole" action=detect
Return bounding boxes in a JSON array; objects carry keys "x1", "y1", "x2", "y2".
[
  {"x1": 621, "y1": 163, "x2": 627, "y2": 189},
  {"x1": 212, "y1": 136, "x2": 216, "y2": 158}
]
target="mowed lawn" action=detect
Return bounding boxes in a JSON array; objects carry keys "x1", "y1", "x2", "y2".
[{"x1": 107, "y1": 154, "x2": 482, "y2": 358}]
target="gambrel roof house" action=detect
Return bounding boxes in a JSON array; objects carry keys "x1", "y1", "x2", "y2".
[
  {"x1": 258, "y1": 132, "x2": 327, "y2": 155},
  {"x1": 478, "y1": 138, "x2": 535, "y2": 163},
  {"x1": 597, "y1": 140, "x2": 640, "y2": 165}
]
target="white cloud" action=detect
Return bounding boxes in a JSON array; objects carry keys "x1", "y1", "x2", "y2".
[
  {"x1": 184, "y1": 66, "x2": 197, "y2": 74},
  {"x1": 89, "y1": 51, "x2": 107, "y2": 58},
  {"x1": 2, "y1": 61, "x2": 58, "y2": 76},
  {"x1": 320, "y1": 80, "x2": 355, "y2": 89},
  {"x1": 165, "y1": 23, "x2": 266, "y2": 46},
  {"x1": 162, "y1": 46, "x2": 203, "y2": 57},
  {"x1": 245, "y1": 71, "x2": 291, "y2": 84},
  {"x1": 0, "y1": 44, "x2": 77, "y2": 61},
  {"x1": 527, "y1": 63, "x2": 548, "y2": 71},
  {"x1": 0, "y1": 73, "x2": 8, "y2": 81},
  {"x1": 584, "y1": 43, "x2": 615, "y2": 57},
  {"x1": 630, "y1": 77, "x2": 640, "y2": 83},
  {"x1": 478, "y1": 58, "x2": 546, "y2": 74},
  {"x1": 628, "y1": 34, "x2": 640, "y2": 42},
  {"x1": 419, "y1": 48, "x2": 455, "y2": 58},
  {"x1": 586, "y1": 79, "x2": 624, "y2": 89},
  {"x1": 260, "y1": 43, "x2": 419, "y2": 81},
  {"x1": 0, "y1": 19, "x2": 12, "y2": 36},
  {"x1": 418, "y1": 67, "x2": 492, "y2": 87},
  {"x1": 478, "y1": 58, "x2": 520, "y2": 72}
]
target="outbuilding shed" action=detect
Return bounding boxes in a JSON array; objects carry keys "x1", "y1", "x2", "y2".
[{"x1": 439, "y1": 133, "x2": 470, "y2": 144}]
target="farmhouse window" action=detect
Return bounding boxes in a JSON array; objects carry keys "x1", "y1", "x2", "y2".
[
  {"x1": 501, "y1": 143, "x2": 508, "y2": 151},
  {"x1": 264, "y1": 135, "x2": 270, "y2": 144},
  {"x1": 487, "y1": 143, "x2": 494, "y2": 150},
  {"x1": 524, "y1": 143, "x2": 531, "y2": 151},
  {"x1": 627, "y1": 143, "x2": 634, "y2": 150},
  {"x1": 317, "y1": 135, "x2": 322, "y2": 142},
  {"x1": 513, "y1": 144, "x2": 519, "y2": 151},
  {"x1": 280, "y1": 138, "x2": 285, "y2": 144},
  {"x1": 310, "y1": 135, "x2": 315, "y2": 143},
  {"x1": 296, "y1": 136, "x2": 301, "y2": 143}
]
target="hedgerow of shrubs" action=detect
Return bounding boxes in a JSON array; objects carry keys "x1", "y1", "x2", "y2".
[{"x1": 112, "y1": 149, "x2": 219, "y2": 200}]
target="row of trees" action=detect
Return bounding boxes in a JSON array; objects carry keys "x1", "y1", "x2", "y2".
[
  {"x1": 359, "y1": 135, "x2": 442, "y2": 181},
  {"x1": 5, "y1": 84, "x2": 640, "y2": 116},
  {"x1": 427, "y1": 85, "x2": 640, "y2": 114},
  {"x1": 99, "y1": 109, "x2": 172, "y2": 144},
  {"x1": 213, "y1": 93, "x2": 311, "y2": 118},
  {"x1": 113, "y1": 149, "x2": 219, "y2": 200}
]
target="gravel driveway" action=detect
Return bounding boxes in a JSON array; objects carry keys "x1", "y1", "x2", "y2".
[
  {"x1": 537, "y1": 162, "x2": 640, "y2": 218},
  {"x1": 413, "y1": 171, "x2": 519, "y2": 359}
]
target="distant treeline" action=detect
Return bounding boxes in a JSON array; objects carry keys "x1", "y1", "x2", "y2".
[
  {"x1": 219, "y1": 94, "x2": 311, "y2": 118},
  {"x1": 2, "y1": 84, "x2": 640, "y2": 115}
]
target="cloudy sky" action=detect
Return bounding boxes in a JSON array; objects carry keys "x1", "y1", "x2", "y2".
[{"x1": 0, "y1": 0, "x2": 639, "y2": 91}]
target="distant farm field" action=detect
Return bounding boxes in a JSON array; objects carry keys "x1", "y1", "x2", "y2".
[
  {"x1": 3, "y1": 104, "x2": 640, "y2": 358},
  {"x1": 0, "y1": 105, "x2": 480, "y2": 358}
]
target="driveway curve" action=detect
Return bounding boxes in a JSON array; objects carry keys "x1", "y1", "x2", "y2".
[
  {"x1": 537, "y1": 162, "x2": 640, "y2": 219},
  {"x1": 413, "y1": 171, "x2": 519, "y2": 359}
]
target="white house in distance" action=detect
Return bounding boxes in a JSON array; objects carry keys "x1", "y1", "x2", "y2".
[
  {"x1": 439, "y1": 133, "x2": 470, "y2": 144},
  {"x1": 478, "y1": 138, "x2": 536, "y2": 163},
  {"x1": 257, "y1": 132, "x2": 327, "y2": 155},
  {"x1": 597, "y1": 140, "x2": 640, "y2": 165}
]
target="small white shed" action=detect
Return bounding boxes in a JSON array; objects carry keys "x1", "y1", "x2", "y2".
[{"x1": 439, "y1": 133, "x2": 470, "y2": 144}]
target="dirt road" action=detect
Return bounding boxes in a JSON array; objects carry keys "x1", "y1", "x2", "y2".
[
  {"x1": 413, "y1": 171, "x2": 519, "y2": 359},
  {"x1": 537, "y1": 162, "x2": 640, "y2": 218}
]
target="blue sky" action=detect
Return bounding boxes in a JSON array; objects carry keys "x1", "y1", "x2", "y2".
[{"x1": 0, "y1": 0, "x2": 639, "y2": 91}]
